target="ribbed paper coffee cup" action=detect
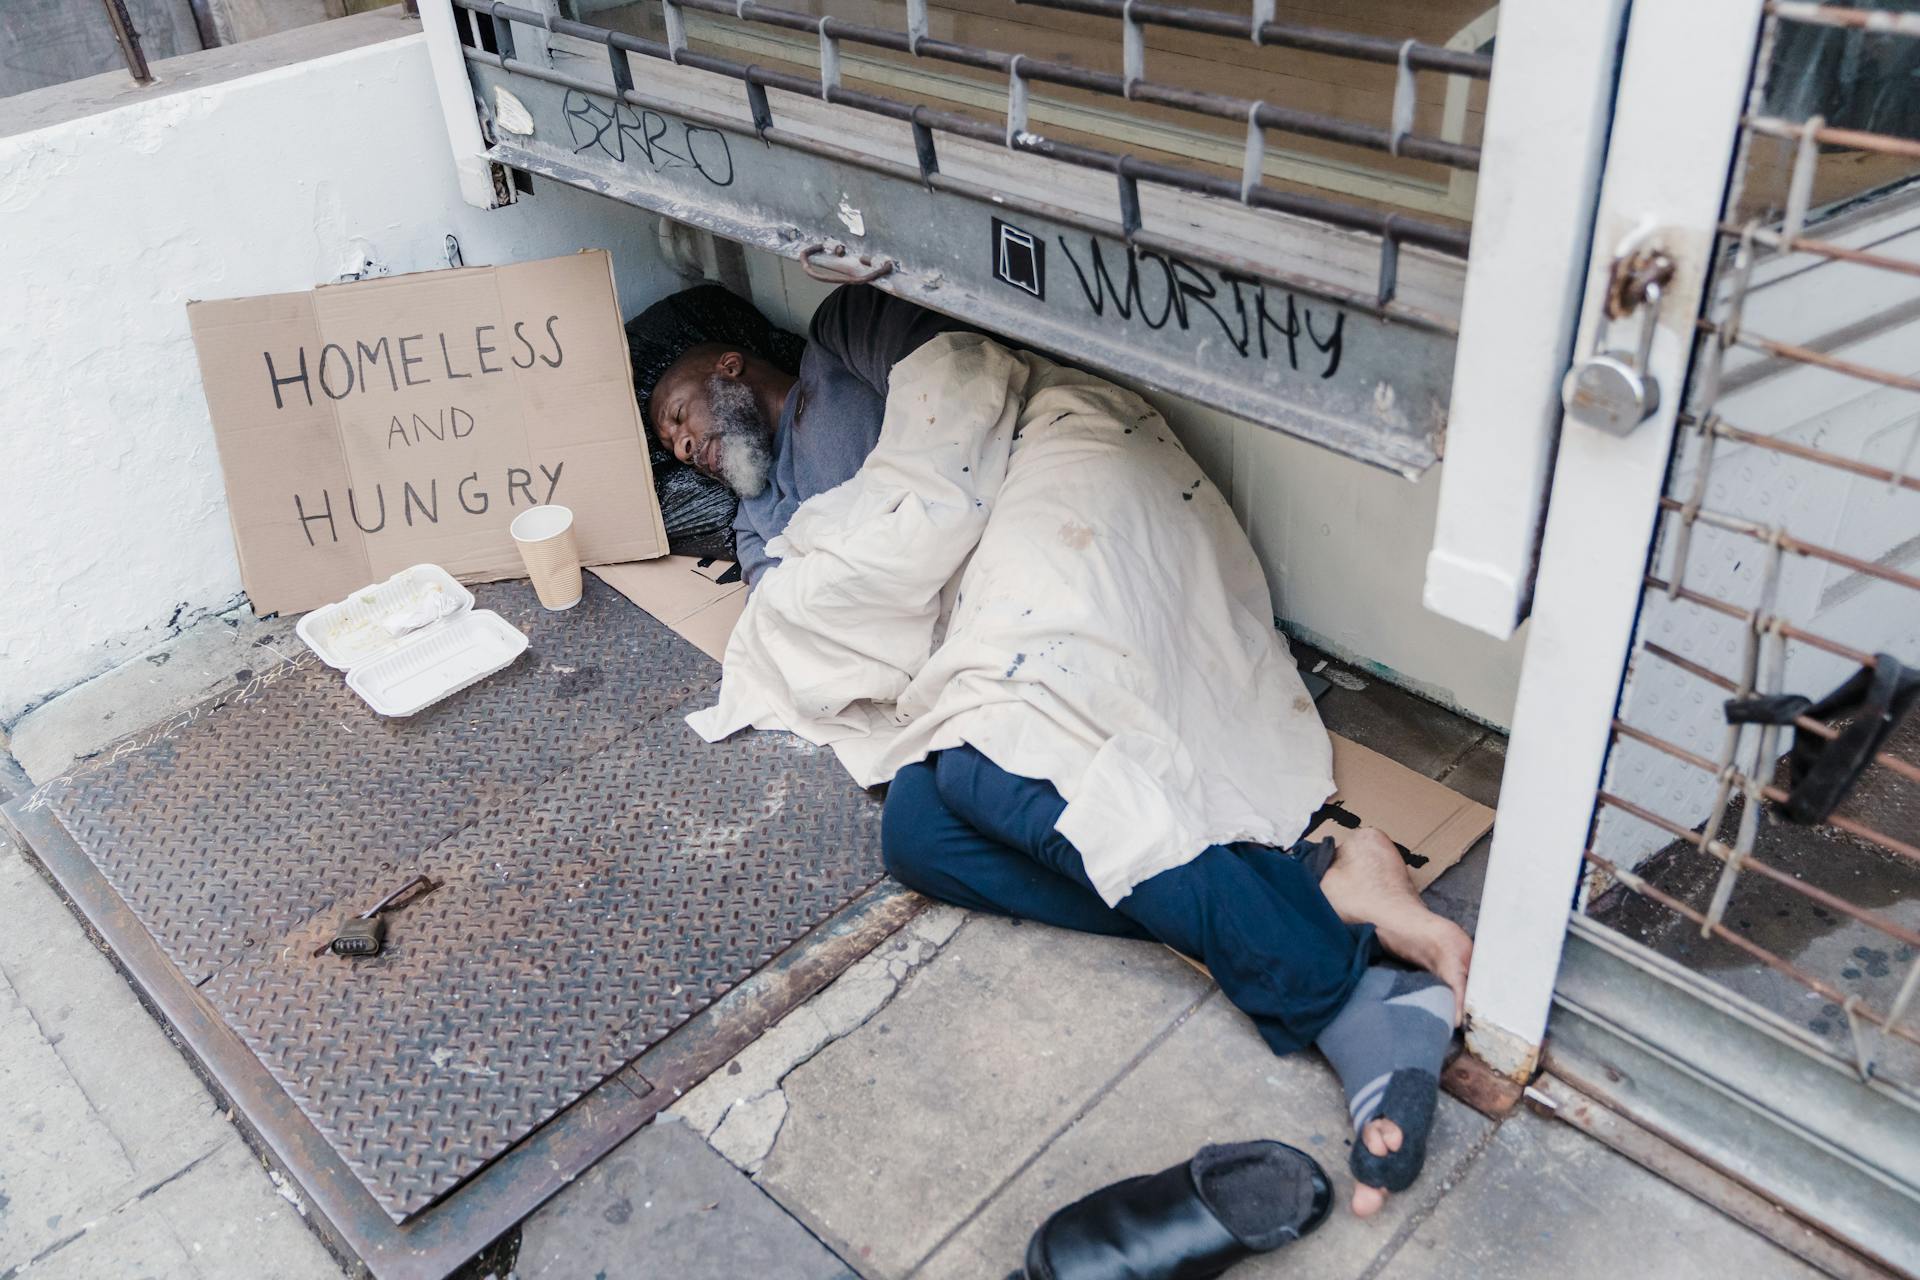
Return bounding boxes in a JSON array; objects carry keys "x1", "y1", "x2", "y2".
[{"x1": 510, "y1": 505, "x2": 584, "y2": 611}]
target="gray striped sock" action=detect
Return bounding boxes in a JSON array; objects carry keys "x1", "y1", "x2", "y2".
[{"x1": 1313, "y1": 965, "x2": 1453, "y2": 1194}]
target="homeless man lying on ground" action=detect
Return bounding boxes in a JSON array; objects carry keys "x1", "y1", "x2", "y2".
[{"x1": 634, "y1": 282, "x2": 1472, "y2": 1220}]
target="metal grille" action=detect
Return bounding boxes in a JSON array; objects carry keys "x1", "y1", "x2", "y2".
[
  {"x1": 450, "y1": 0, "x2": 1487, "y2": 324},
  {"x1": 1586, "y1": 2, "x2": 1920, "y2": 1093}
]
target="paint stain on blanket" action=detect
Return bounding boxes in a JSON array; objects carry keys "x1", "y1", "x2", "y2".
[
  {"x1": 1005, "y1": 652, "x2": 1027, "y2": 677},
  {"x1": 1058, "y1": 521, "x2": 1095, "y2": 550}
]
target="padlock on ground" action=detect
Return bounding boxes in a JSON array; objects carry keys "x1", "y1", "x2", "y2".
[{"x1": 328, "y1": 914, "x2": 388, "y2": 957}]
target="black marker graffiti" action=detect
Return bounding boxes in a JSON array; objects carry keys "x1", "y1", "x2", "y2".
[
  {"x1": 1308, "y1": 800, "x2": 1427, "y2": 870},
  {"x1": 262, "y1": 321, "x2": 560, "y2": 410},
  {"x1": 562, "y1": 90, "x2": 735, "y2": 187},
  {"x1": 292, "y1": 463, "x2": 565, "y2": 546},
  {"x1": 1056, "y1": 236, "x2": 1344, "y2": 380}
]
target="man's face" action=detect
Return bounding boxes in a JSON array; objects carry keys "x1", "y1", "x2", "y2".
[{"x1": 652, "y1": 352, "x2": 775, "y2": 497}]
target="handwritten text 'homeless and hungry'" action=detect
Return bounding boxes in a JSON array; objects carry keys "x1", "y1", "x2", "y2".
[{"x1": 264, "y1": 319, "x2": 572, "y2": 546}]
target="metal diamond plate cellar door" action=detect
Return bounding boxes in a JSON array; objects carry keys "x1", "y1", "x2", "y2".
[{"x1": 22, "y1": 580, "x2": 888, "y2": 1228}]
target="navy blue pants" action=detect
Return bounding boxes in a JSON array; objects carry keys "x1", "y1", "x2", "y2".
[{"x1": 881, "y1": 745, "x2": 1373, "y2": 1055}]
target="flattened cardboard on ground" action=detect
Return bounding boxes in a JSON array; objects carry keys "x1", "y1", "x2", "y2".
[
  {"x1": 590, "y1": 556, "x2": 747, "y2": 662},
  {"x1": 595, "y1": 561, "x2": 1495, "y2": 879},
  {"x1": 1172, "y1": 738, "x2": 1492, "y2": 982},
  {"x1": 188, "y1": 251, "x2": 667, "y2": 617},
  {"x1": 1310, "y1": 736, "x2": 1494, "y2": 891}
]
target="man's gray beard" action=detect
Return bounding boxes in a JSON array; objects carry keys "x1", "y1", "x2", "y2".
[{"x1": 706, "y1": 373, "x2": 773, "y2": 497}]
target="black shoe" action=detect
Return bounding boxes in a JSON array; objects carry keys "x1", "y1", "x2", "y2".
[{"x1": 1022, "y1": 1140, "x2": 1332, "y2": 1280}]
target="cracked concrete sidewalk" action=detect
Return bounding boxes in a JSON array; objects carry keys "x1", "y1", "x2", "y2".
[
  {"x1": 668, "y1": 905, "x2": 970, "y2": 1175},
  {"x1": 0, "y1": 608, "x2": 1839, "y2": 1279},
  {"x1": 679, "y1": 912, "x2": 1827, "y2": 1280},
  {"x1": 0, "y1": 821, "x2": 339, "y2": 1280}
]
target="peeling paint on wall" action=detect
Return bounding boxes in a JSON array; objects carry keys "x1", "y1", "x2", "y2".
[
  {"x1": 494, "y1": 85, "x2": 534, "y2": 137},
  {"x1": 836, "y1": 197, "x2": 866, "y2": 238}
]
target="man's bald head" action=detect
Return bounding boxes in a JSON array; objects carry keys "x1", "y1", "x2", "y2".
[{"x1": 649, "y1": 342, "x2": 778, "y2": 496}]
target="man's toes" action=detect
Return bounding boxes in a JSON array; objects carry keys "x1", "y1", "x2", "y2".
[
  {"x1": 1364, "y1": 1118, "x2": 1402, "y2": 1158},
  {"x1": 1350, "y1": 1182, "x2": 1388, "y2": 1218}
]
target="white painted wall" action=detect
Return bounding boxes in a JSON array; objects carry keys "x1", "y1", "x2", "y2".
[
  {"x1": 1210, "y1": 402, "x2": 1531, "y2": 727},
  {"x1": 0, "y1": 24, "x2": 680, "y2": 724},
  {"x1": 745, "y1": 252, "x2": 1531, "y2": 727}
]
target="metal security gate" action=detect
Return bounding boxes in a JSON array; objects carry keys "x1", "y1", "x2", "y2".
[
  {"x1": 1467, "y1": 2, "x2": 1920, "y2": 1273},
  {"x1": 418, "y1": 0, "x2": 1497, "y2": 474}
]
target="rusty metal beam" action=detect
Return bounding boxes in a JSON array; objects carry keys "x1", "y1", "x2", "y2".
[{"x1": 100, "y1": 0, "x2": 153, "y2": 84}]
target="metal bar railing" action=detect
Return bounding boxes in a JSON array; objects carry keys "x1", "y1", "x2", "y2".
[
  {"x1": 1655, "y1": 496, "x2": 1920, "y2": 595},
  {"x1": 1587, "y1": 0, "x2": 1920, "y2": 1093},
  {"x1": 1633, "y1": 573, "x2": 1920, "y2": 917},
  {"x1": 1726, "y1": 222, "x2": 1920, "y2": 281},
  {"x1": 101, "y1": 0, "x2": 153, "y2": 85},
  {"x1": 185, "y1": 0, "x2": 221, "y2": 51},
  {"x1": 1011, "y1": 0, "x2": 1493, "y2": 79},
  {"x1": 1768, "y1": 1, "x2": 1920, "y2": 37},
  {"x1": 456, "y1": 38, "x2": 1457, "y2": 329},
  {"x1": 1645, "y1": 574, "x2": 1882, "y2": 669},
  {"x1": 1641, "y1": 640, "x2": 1920, "y2": 787},
  {"x1": 1608, "y1": 720, "x2": 1920, "y2": 878},
  {"x1": 1746, "y1": 114, "x2": 1920, "y2": 162},
  {"x1": 1586, "y1": 843, "x2": 1920, "y2": 1054},
  {"x1": 1697, "y1": 414, "x2": 1920, "y2": 495},
  {"x1": 674, "y1": 0, "x2": 1482, "y2": 169},
  {"x1": 452, "y1": 0, "x2": 1474, "y2": 323},
  {"x1": 1620, "y1": 602, "x2": 1920, "y2": 871},
  {"x1": 1716, "y1": 322, "x2": 1920, "y2": 395}
]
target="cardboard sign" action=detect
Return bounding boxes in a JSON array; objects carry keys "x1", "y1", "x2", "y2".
[{"x1": 188, "y1": 251, "x2": 667, "y2": 616}]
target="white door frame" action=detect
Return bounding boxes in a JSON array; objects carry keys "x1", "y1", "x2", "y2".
[
  {"x1": 1463, "y1": 0, "x2": 1771, "y2": 1080},
  {"x1": 1422, "y1": 0, "x2": 1632, "y2": 639},
  {"x1": 420, "y1": 0, "x2": 506, "y2": 210}
]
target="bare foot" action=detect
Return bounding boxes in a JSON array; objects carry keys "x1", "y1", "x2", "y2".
[
  {"x1": 1318, "y1": 826, "x2": 1472, "y2": 1023},
  {"x1": 1318, "y1": 828, "x2": 1465, "y2": 1217},
  {"x1": 1350, "y1": 1120, "x2": 1401, "y2": 1217}
]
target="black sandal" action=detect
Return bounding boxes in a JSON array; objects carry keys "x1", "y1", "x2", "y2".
[{"x1": 1021, "y1": 1140, "x2": 1332, "y2": 1280}]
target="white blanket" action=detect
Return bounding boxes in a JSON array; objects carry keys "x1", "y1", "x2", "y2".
[{"x1": 687, "y1": 333, "x2": 1333, "y2": 904}]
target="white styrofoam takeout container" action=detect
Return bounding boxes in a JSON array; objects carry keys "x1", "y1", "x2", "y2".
[{"x1": 296, "y1": 564, "x2": 529, "y2": 717}]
